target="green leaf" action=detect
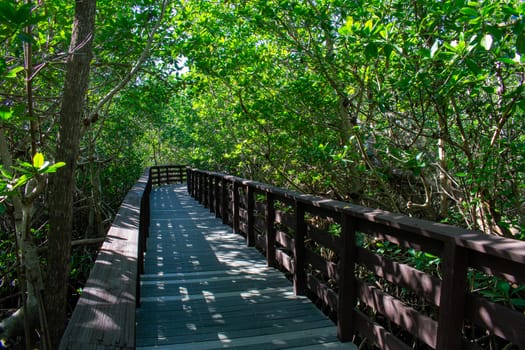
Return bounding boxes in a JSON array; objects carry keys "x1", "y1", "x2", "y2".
[
  {"x1": 0, "y1": 166, "x2": 12, "y2": 180},
  {"x1": 339, "y1": 17, "x2": 353, "y2": 36},
  {"x1": 0, "y1": 109, "x2": 13, "y2": 121},
  {"x1": 430, "y1": 40, "x2": 439, "y2": 58},
  {"x1": 16, "y1": 32, "x2": 34, "y2": 43},
  {"x1": 46, "y1": 162, "x2": 66, "y2": 173},
  {"x1": 13, "y1": 174, "x2": 30, "y2": 190},
  {"x1": 33, "y1": 153, "x2": 44, "y2": 169},
  {"x1": 497, "y1": 280, "x2": 510, "y2": 293},
  {"x1": 465, "y1": 59, "x2": 481, "y2": 75},
  {"x1": 0, "y1": 2, "x2": 16, "y2": 22},
  {"x1": 5, "y1": 66, "x2": 23, "y2": 78},
  {"x1": 0, "y1": 58, "x2": 6, "y2": 76},
  {"x1": 480, "y1": 34, "x2": 493, "y2": 51},
  {"x1": 460, "y1": 7, "x2": 478, "y2": 18},
  {"x1": 383, "y1": 44, "x2": 394, "y2": 58},
  {"x1": 502, "y1": 5, "x2": 519, "y2": 16},
  {"x1": 365, "y1": 43, "x2": 378, "y2": 59},
  {"x1": 510, "y1": 298, "x2": 525, "y2": 307},
  {"x1": 496, "y1": 57, "x2": 517, "y2": 65},
  {"x1": 516, "y1": 33, "x2": 525, "y2": 55},
  {"x1": 16, "y1": 161, "x2": 34, "y2": 170},
  {"x1": 36, "y1": 161, "x2": 50, "y2": 173}
]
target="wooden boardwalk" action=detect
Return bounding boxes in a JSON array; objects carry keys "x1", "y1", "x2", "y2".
[{"x1": 136, "y1": 184, "x2": 357, "y2": 349}]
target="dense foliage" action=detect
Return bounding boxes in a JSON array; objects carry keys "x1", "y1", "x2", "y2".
[
  {"x1": 0, "y1": 0, "x2": 524, "y2": 348},
  {"x1": 166, "y1": 0, "x2": 525, "y2": 239}
]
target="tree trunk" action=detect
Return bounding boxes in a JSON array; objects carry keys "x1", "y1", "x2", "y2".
[{"x1": 46, "y1": 0, "x2": 96, "y2": 347}]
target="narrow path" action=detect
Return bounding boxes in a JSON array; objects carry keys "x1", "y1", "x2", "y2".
[{"x1": 136, "y1": 184, "x2": 357, "y2": 349}]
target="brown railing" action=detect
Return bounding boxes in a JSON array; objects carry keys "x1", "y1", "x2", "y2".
[
  {"x1": 187, "y1": 167, "x2": 525, "y2": 350},
  {"x1": 150, "y1": 164, "x2": 186, "y2": 186},
  {"x1": 59, "y1": 165, "x2": 185, "y2": 350}
]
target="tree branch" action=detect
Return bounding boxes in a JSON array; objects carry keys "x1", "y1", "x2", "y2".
[{"x1": 88, "y1": 0, "x2": 169, "y2": 119}]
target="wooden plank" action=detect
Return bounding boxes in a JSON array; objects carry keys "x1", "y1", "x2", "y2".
[
  {"x1": 275, "y1": 230, "x2": 294, "y2": 251},
  {"x1": 357, "y1": 220, "x2": 443, "y2": 257},
  {"x1": 306, "y1": 274, "x2": 338, "y2": 311},
  {"x1": 357, "y1": 246, "x2": 441, "y2": 305},
  {"x1": 307, "y1": 226, "x2": 341, "y2": 254},
  {"x1": 275, "y1": 248, "x2": 294, "y2": 274},
  {"x1": 247, "y1": 185, "x2": 255, "y2": 246},
  {"x1": 266, "y1": 192, "x2": 276, "y2": 267},
  {"x1": 59, "y1": 170, "x2": 149, "y2": 350},
  {"x1": 469, "y1": 250, "x2": 525, "y2": 284},
  {"x1": 275, "y1": 209, "x2": 295, "y2": 230},
  {"x1": 337, "y1": 213, "x2": 358, "y2": 342},
  {"x1": 137, "y1": 326, "x2": 351, "y2": 350},
  {"x1": 294, "y1": 201, "x2": 307, "y2": 295},
  {"x1": 465, "y1": 292, "x2": 525, "y2": 345},
  {"x1": 304, "y1": 248, "x2": 339, "y2": 281},
  {"x1": 357, "y1": 280, "x2": 438, "y2": 348},
  {"x1": 233, "y1": 181, "x2": 240, "y2": 234},
  {"x1": 436, "y1": 242, "x2": 468, "y2": 350},
  {"x1": 354, "y1": 310, "x2": 412, "y2": 350}
]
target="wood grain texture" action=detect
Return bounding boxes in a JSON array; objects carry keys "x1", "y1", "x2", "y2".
[{"x1": 59, "y1": 171, "x2": 149, "y2": 350}]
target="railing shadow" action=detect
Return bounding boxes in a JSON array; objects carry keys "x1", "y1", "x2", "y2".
[{"x1": 186, "y1": 167, "x2": 525, "y2": 350}]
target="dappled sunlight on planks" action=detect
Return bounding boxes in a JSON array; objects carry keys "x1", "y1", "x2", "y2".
[{"x1": 136, "y1": 184, "x2": 357, "y2": 349}]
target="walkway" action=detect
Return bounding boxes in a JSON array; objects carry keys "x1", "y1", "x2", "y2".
[{"x1": 135, "y1": 184, "x2": 356, "y2": 349}]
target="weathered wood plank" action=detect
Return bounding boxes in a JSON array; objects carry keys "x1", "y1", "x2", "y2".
[{"x1": 59, "y1": 170, "x2": 149, "y2": 350}]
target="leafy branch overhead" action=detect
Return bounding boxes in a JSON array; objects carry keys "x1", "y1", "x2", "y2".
[{"x1": 0, "y1": 0, "x2": 524, "y2": 347}]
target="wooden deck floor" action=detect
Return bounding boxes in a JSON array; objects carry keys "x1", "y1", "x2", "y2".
[{"x1": 136, "y1": 184, "x2": 357, "y2": 349}]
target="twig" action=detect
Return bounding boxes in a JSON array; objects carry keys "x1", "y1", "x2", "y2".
[{"x1": 71, "y1": 237, "x2": 106, "y2": 248}]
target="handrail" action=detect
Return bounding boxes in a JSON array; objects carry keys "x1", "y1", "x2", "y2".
[
  {"x1": 150, "y1": 164, "x2": 186, "y2": 186},
  {"x1": 59, "y1": 165, "x2": 186, "y2": 349},
  {"x1": 186, "y1": 167, "x2": 525, "y2": 350}
]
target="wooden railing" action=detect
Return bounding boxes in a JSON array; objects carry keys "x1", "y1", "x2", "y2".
[
  {"x1": 59, "y1": 165, "x2": 184, "y2": 349},
  {"x1": 187, "y1": 167, "x2": 525, "y2": 350},
  {"x1": 150, "y1": 164, "x2": 186, "y2": 186}
]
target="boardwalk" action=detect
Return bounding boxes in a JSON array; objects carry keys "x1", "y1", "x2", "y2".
[{"x1": 136, "y1": 184, "x2": 357, "y2": 349}]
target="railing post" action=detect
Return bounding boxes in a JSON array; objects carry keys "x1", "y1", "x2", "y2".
[
  {"x1": 191, "y1": 169, "x2": 195, "y2": 196},
  {"x1": 202, "y1": 171, "x2": 206, "y2": 204},
  {"x1": 293, "y1": 200, "x2": 306, "y2": 295},
  {"x1": 151, "y1": 167, "x2": 157, "y2": 186},
  {"x1": 198, "y1": 172, "x2": 203, "y2": 203},
  {"x1": 198, "y1": 171, "x2": 203, "y2": 202},
  {"x1": 221, "y1": 177, "x2": 228, "y2": 224},
  {"x1": 191, "y1": 168, "x2": 194, "y2": 193},
  {"x1": 203, "y1": 172, "x2": 208, "y2": 206},
  {"x1": 209, "y1": 175, "x2": 214, "y2": 211},
  {"x1": 337, "y1": 212, "x2": 357, "y2": 342},
  {"x1": 207, "y1": 174, "x2": 213, "y2": 209},
  {"x1": 214, "y1": 175, "x2": 220, "y2": 217},
  {"x1": 233, "y1": 181, "x2": 240, "y2": 234},
  {"x1": 436, "y1": 242, "x2": 468, "y2": 350},
  {"x1": 208, "y1": 175, "x2": 213, "y2": 212},
  {"x1": 247, "y1": 184, "x2": 255, "y2": 247},
  {"x1": 186, "y1": 168, "x2": 191, "y2": 194},
  {"x1": 266, "y1": 192, "x2": 276, "y2": 267},
  {"x1": 138, "y1": 174, "x2": 152, "y2": 308}
]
